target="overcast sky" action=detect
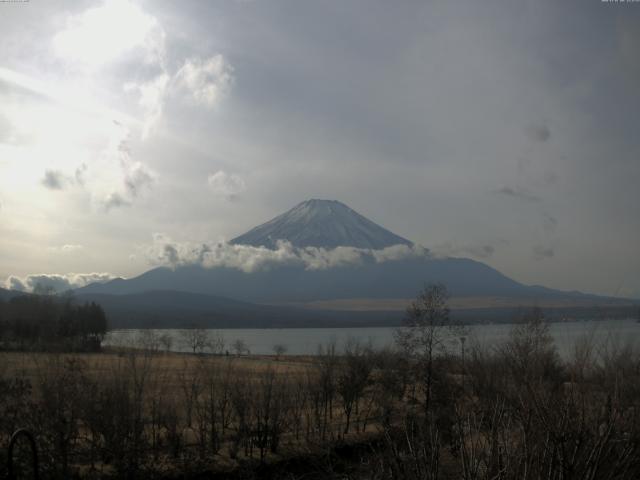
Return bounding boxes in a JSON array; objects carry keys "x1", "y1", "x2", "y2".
[{"x1": 0, "y1": 0, "x2": 638, "y2": 298}]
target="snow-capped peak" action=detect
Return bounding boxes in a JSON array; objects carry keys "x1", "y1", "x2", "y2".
[{"x1": 231, "y1": 199, "x2": 413, "y2": 250}]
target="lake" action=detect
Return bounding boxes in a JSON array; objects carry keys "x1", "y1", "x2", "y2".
[{"x1": 103, "y1": 318, "x2": 640, "y2": 358}]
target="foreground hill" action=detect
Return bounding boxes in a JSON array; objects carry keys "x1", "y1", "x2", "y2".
[{"x1": 75, "y1": 290, "x2": 401, "y2": 328}]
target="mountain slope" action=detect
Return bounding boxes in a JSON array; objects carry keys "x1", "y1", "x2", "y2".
[
  {"x1": 231, "y1": 199, "x2": 412, "y2": 249},
  {"x1": 0, "y1": 288, "x2": 16, "y2": 301},
  {"x1": 78, "y1": 256, "x2": 557, "y2": 303}
]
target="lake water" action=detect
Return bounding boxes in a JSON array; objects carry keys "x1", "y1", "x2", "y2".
[{"x1": 104, "y1": 318, "x2": 640, "y2": 359}]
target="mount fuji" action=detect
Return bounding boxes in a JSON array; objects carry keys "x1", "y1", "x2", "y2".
[
  {"x1": 75, "y1": 199, "x2": 633, "y2": 327},
  {"x1": 230, "y1": 199, "x2": 412, "y2": 249}
]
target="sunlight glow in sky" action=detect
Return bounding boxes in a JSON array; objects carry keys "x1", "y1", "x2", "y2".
[{"x1": 53, "y1": 0, "x2": 160, "y2": 69}]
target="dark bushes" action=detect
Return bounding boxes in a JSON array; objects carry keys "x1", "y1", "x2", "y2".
[{"x1": 0, "y1": 294, "x2": 107, "y2": 352}]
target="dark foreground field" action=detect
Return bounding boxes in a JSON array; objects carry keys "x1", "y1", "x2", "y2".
[{"x1": 2, "y1": 318, "x2": 640, "y2": 479}]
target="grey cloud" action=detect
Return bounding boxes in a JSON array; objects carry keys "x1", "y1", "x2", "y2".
[
  {"x1": 207, "y1": 171, "x2": 246, "y2": 201},
  {"x1": 0, "y1": 114, "x2": 12, "y2": 142},
  {"x1": 617, "y1": 15, "x2": 640, "y2": 85},
  {"x1": 494, "y1": 186, "x2": 541, "y2": 203},
  {"x1": 0, "y1": 112, "x2": 29, "y2": 145},
  {"x1": 42, "y1": 169, "x2": 66, "y2": 190},
  {"x1": 542, "y1": 213, "x2": 558, "y2": 233},
  {"x1": 42, "y1": 166, "x2": 91, "y2": 191},
  {"x1": 124, "y1": 163, "x2": 155, "y2": 197},
  {"x1": 74, "y1": 163, "x2": 88, "y2": 185},
  {"x1": 543, "y1": 170, "x2": 559, "y2": 185},
  {"x1": 469, "y1": 245, "x2": 494, "y2": 259},
  {"x1": 533, "y1": 245, "x2": 554, "y2": 261},
  {"x1": 431, "y1": 242, "x2": 496, "y2": 259},
  {"x1": 94, "y1": 128, "x2": 155, "y2": 210},
  {"x1": 4, "y1": 272, "x2": 117, "y2": 293},
  {"x1": 6, "y1": 276, "x2": 26, "y2": 291},
  {"x1": 526, "y1": 123, "x2": 551, "y2": 142},
  {"x1": 163, "y1": 243, "x2": 180, "y2": 266},
  {"x1": 104, "y1": 192, "x2": 131, "y2": 211},
  {"x1": 175, "y1": 55, "x2": 233, "y2": 108}
]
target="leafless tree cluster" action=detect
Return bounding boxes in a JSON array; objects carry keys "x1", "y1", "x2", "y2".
[
  {"x1": 1, "y1": 286, "x2": 640, "y2": 479},
  {"x1": 0, "y1": 339, "x2": 391, "y2": 478},
  {"x1": 372, "y1": 293, "x2": 640, "y2": 480}
]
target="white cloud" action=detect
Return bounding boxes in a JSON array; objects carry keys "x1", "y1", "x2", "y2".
[
  {"x1": 103, "y1": 192, "x2": 132, "y2": 211},
  {"x1": 175, "y1": 55, "x2": 233, "y2": 108},
  {"x1": 141, "y1": 234, "x2": 430, "y2": 273},
  {"x1": 4, "y1": 272, "x2": 118, "y2": 293},
  {"x1": 370, "y1": 244, "x2": 431, "y2": 262},
  {"x1": 53, "y1": 0, "x2": 172, "y2": 139},
  {"x1": 82, "y1": 121, "x2": 156, "y2": 211},
  {"x1": 47, "y1": 244, "x2": 85, "y2": 253},
  {"x1": 53, "y1": 0, "x2": 165, "y2": 70},
  {"x1": 51, "y1": 2, "x2": 231, "y2": 144},
  {"x1": 0, "y1": 2, "x2": 230, "y2": 223},
  {"x1": 124, "y1": 73, "x2": 170, "y2": 139},
  {"x1": 124, "y1": 161, "x2": 155, "y2": 197},
  {"x1": 207, "y1": 170, "x2": 246, "y2": 200}
]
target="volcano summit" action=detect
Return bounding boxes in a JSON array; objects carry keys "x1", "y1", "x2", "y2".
[{"x1": 231, "y1": 199, "x2": 412, "y2": 250}]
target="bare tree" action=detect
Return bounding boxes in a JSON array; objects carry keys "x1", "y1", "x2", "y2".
[
  {"x1": 337, "y1": 339, "x2": 372, "y2": 434},
  {"x1": 314, "y1": 341, "x2": 338, "y2": 440},
  {"x1": 178, "y1": 357, "x2": 203, "y2": 429},
  {"x1": 501, "y1": 306, "x2": 560, "y2": 387},
  {"x1": 209, "y1": 331, "x2": 225, "y2": 355},
  {"x1": 394, "y1": 283, "x2": 461, "y2": 414},
  {"x1": 158, "y1": 332, "x2": 173, "y2": 353},
  {"x1": 272, "y1": 343, "x2": 287, "y2": 360},
  {"x1": 136, "y1": 329, "x2": 160, "y2": 352},
  {"x1": 181, "y1": 327, "x2": 210, "y2": 354},
  {"x1": 232, "y1": 338, "x2": 248, "y2": 356}
]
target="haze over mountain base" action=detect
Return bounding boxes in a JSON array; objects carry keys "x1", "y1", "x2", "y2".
[
  {"x1": 65, "y1": 199, "x2": 636, "y2": 328},
  {"x1": 5, "y1": 199, "x2": 635, "y2": 329}
]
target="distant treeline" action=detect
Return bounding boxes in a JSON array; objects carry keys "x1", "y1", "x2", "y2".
[{"x1": 0, "y1": 292, "x2": 108, "y2": 351}]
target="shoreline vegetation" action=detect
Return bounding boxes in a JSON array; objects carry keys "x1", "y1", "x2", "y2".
[
  {"x1": 1, "y1": 286, "x2": 640, "y2": 478},
  {"x1": 0, "y1": 290, "x2": 108, "y2": 353}
]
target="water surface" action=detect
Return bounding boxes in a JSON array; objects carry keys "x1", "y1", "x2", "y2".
[{"x1": 104, "y1": 318, "x2": 639, "y2": 358}]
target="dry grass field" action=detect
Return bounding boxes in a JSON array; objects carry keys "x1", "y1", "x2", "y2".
[
  {"x1": 1, "y1": 349, "x2": 314, "y2": 381},
  {"x1": 0, "y1": 346, "x2": 393, "y2": 478},
  {"x1": 3, "y1": 310, "x2": 640, "y2": 479}
]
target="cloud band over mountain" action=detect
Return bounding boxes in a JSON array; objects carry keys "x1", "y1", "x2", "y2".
[
  {"x1": 143, "y1": 234, "x2": 430, "y2": 273},
  {"x1": 5, "y1": 272, "x2": 118, "y2": 293},
  {"x1": 3, "y1": 241, "x2": 430, "y2": 294}
]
